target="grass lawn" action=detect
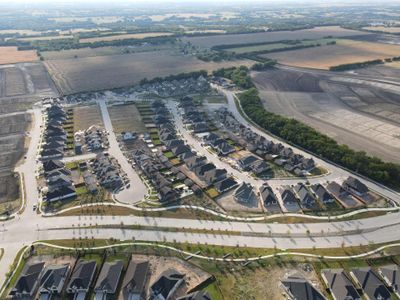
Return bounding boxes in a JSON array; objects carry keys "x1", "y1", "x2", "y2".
[
  {"x1": 75, "y1": 185, "x2": 89, "y2": 196},
  {"x1": 164, "y1": 151, "x2": 175, "y2": 158},
  {"x1": 65, "y1": 161, "x2": 79, "y2": 170},
  {"x1": 205, "y1": 187, "x2": 220, "y2": 198}
]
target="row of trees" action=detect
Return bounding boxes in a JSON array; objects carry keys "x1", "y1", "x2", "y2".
[
  {"x1": 239, "y1": 88, "x2": 400, "y2": 189},
  {"x1": 139, "y1": 70, "x2": 208, "y2": 85},
  {"x1": 330, "y1": 59, "x2": 384, "y2": 71}
]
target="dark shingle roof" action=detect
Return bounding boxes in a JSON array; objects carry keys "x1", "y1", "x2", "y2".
[
  {"x1": 67, "y1": 260, "x2": 97, "y2": 291},
  {"x1": 351, "y1": 267, "x2": 391, "y2": 300},
  {"x1": 121, "y1": 260, "x2": 149, "y2": 299},
  {"x1": 281, "y1": 276, "x2": 325, "y2": 300},
  {"x1": 94, "y1": 260, "x2": 123, "y2": 294},
  {"x1": 10, "y1": 262, "x2": 45, "y2": 296},
  {"x1": 322, "y1": 269, "x2": 360, "y2": 300}
]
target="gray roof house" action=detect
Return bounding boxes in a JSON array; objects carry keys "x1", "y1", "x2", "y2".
[
  {"x1": 214, "y1": 141, "x2": 235, "y2": 156},
  {"x1": 238, "y1": 155, "x2": 259, "y2": 170},
  {"x1": 281, "y1": 276, "x2": 326, "y2": 300},
  {"x1": 9, "y1": 262, "x2": 45, "y2": 299},
  {"x1": 119, "y1": 260, "x2": 150, "y2": 300},
  {"x1": 311, "y1": 184, "x2": 335, "y2": 204},
  {"x1": 203, "y1": 168, "x2": 227, "y2": 185},
  {"x1": 46, "y1": 185, "x2": 76, "y2": 202},
  {"x1": 342, "y1": 176, "x2": 369, "y2": 196},
  {"x1": 379, "y1": 264, "x2": 400, "y2": 298},
  {"x1": 350, "y1": 267, "x2": 391, "y2": 300},
  {"x1": 66, "y1": 260, "x2": 97, "y2": 298},
  {"x1": 150, "y1": 271, "x2": 185, "y2": 300},
  {"x1": 171, "y1": 144, "x2": 191, "y2": 156},
  {"x1": 185, "y1": 156, "x2": 207, "y2": 170},
  {"x1": 195, "y1": 163, "x2": 216, "y2": 177},
  {"x1": 43, "y1": 159, "x2": 64, "y2": 173},
  {"x1": 321, "y1": 269, "x2": 360, "y2": 300},
  {"x1": 280, "y1": 187, "x2": 301, "y2": 212},
  {"x1": 294, "y1": 183, "x2": 316, "y2": 209},
  {"x1": 234, "y1": 182, "x2": 257, "y2": 204},
  {"x1": 94, "y1": 260, "x2": 124, "y2": 299},
  {"x1": 38, "y1": 264, "x2": 70, "y2": 299},
  {"x1": 215, "y1": 177, "x2": 238, "y2": 193},
  {"x1": 260, "y1": 184, "x2": 281, "y2": 213},
  {"x1": 326, "y1": 182, "x2": 359, "y2": 208}
]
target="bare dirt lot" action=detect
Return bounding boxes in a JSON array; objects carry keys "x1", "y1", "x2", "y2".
[
  {"x1": 44, "y1": 50, "x2": 252, "y2": 94},
  {"x1": 79, "y1": 32, "x2": 173, "y2": 43},
  {"x1": 0, "y1": 47, "x2": 38, "y2": 65},
  {"x1": 263, "y1": 40, "x2": 400, "y2": 69},
  {"x1": 133, "y1": 254, "x2": 212, "y2": 298},
  {"x1": 108, "y1": 103, "x2": 147, "y2": 133},
  {"x1": 252, "y1": 69, "x2": 400, "y2": 162},
  {"x1": 73, "y1": 104, "x2": 104, "y2": 132},
  {"x1": 182, "y1": 26, "x2": 369, "y2": 48}
]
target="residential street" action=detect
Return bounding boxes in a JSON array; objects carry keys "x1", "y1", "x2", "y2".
[{"x1": 98, "y1": 100, "x2": 147, "y2": 204}]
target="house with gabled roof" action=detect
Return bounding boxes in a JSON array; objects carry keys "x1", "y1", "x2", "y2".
[
  {"x1": 326, "y1": 182, "x2": 359, "y2": 208},
  {"x1": 9, "y1": 262, "x2": 45, "y2": 299},
  {"x1": 195, "y1": 163, "x2": 216, "y2": 177},
  {"x1": 150, "y1": 271, "x2": 185, "y2": 300},
  {"x1": 311, "y1": 184, "x2": 335, "y2": 204},
  {"x1": 280, "y1": 187, "x2": 301, "y2": 212},
  {"x1": 120, "y1": 260, "x2": 150, "y2": 300},
  {"x1": 43, "y1": 159, "x2": 64, "y2": 173},
  {"x1": 192, "y1": 122, "x2": 209, "y2": 133},
  {"x1": 165, "y1": 139, "x2": 184, "y2": 149},
  {"x1": 215, "y1": 177, "x2": 238, "y2": 193},
  {"x1": 38, "y1": 264, "x2": 70, "y2": 298},
  {"x1": 342, "y1": 176, "x2": 369, "y2": 196},
  {"x1": 260, "y1": 184, "x2": 281, "y2": 213},
  {"x1": 281, "y1": 275, "x2": 326, "y2": 300},
  {"x1": 238, "y1": 155, "x2": 259, "y2": 170},
  {"x1": 185, "y1": 156, "x2": 207, "y2": 170},
  {"x1": 379, "y1": 264, "x2": 400, "y2": 298},
  {"x1": 321, "y1": 269, "x2": 360, "y2": 300},
  {"x1": 66, "y1": 260, "x2": 97, "y2": 298},
  {"x1": 294, "y1": 183, "x2": 316, "y2": 208},
  {"x1": 203, "y1": 168, "x2": 227, "y2": 185},
  {"x1": 234, "y1": 182, "x2": 257, "y2": 204},
  {"x1": 41, "y1": 148, "x2": 63, "y2": 160},
  {"x1": 159, "y1": 186, "x2": 178, "y2": 202},
  {"x1": 215, "y1": 141, "x2": 235, "y2": 156},
  {"x1": 94, "y1": 260, "x2": 124, "y2": 298},
  {"x1": 350, "y1": 267, "x2": 391, "y2": 300},
  {"x1": 46, "y1": 185, "x2": 76, "y2": 202},
  {"x1": 171, "y1": 144, "x2": 191, "y2": 156}
]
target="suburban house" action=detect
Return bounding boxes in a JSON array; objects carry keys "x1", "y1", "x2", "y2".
[
  {"x1": 311, "y1": 184, "x2": 335, "y2": 204},
  {"x1": 280, "y1": 187, "x2": 301, "y2": 212},
  {"x1": 38, "y1": 264, "x2": 70, "y2": 299},
  {"x1": 379, "y1": 264, "x2": 400, "y2": 298},
  {"x1": 350, "y1": 267, "x2": 391, "y2": 300},
  {"x1": 185, "y1": 156, "x2": 207, "y2": 170},
  {"x1": 159, "y1": 186, "x2": 178, "y2": 202},
  {"x1": 342, "y1": 176, "x2": 369, "y2": 196},
  {"x1": 294, "y1": 183, "x2": 316, "y2": 208},
  {"x1": 214, "y1": 141, "x2": 235, "y2": 156},
  {"x1": 171, "y1": 144, "x2": 191, "y2": 156},
  {"x1": 203, "y1": 168, "x2": 227, "y2": 185},
  {"x1": 234, "y1": 182, "x2": 257, "y2": 204},
  {"x1": 165, "y1": 139, "x2": 184, "y2": 149},
  {"x1": 192, "y1": 122, "x2": 209, "y2": 133},
  {"x1": 9, "y1": 262, "x2": 45, "y2": 299},
  {"x1": 281, "y1": 275, "x2": 326, "y2": 300},
  {"x1": 204, "y1": 132, "x2": 220, "y2": 145},
  {"x1": 326, "y1": 182, "x2": 359, "y2": 208},
  {"x1": 260, "y1": 184, "x2": 281, "y2": 213},
  {"x1": 238, "y1": 155, "x2": 259, "y2": 170},
  {"x1": 94, "y1": 260, "x2": 124, "y2": 299},
  {"x1": 214, "y1": 177, "x2": 238, "y2": 193},
  {"x1": 321, "y1": 269, "x2": 360, "y2": 300},
  {"x1": 195, "y1": 163, "x2": 216, "y2": 177},
  {"x1": 45, "y1": 185, "x2": 77, "y2": 202},
  {"x1": 66, "y1": 260, "x2": 97, "y2": 299},
  {"x1": 41, "y1": 148, "x2": 63, "y2": 160},
  {"x1": 47, "y1": 174, "x2": 73, "y2": 189},
  {"x1": 150, "y1": 271, "x2": 185, "y2": 300},
  {"x1": 120, "y1": 260, "x2": 150, "y2": 300},
  {"x1": 43, "y1": 159, "x2": 64, "y2": 173}
]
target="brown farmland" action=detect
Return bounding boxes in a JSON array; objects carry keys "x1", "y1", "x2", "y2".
[
  {"x1": 44, "y1": 50, "x2": 252, "y2": 94},
  {"x1": 182, "y1": 26, "x2": 369, "y2": 48},
  {"x1": 252, "y1": 69, "x2": 400, "y2": 162},
  {"x1": 0, "y1": 47, "x2": 38, "y2": 65},
  {"x1": 263, "y1": 40, "x2": 400, "y2": 69}
]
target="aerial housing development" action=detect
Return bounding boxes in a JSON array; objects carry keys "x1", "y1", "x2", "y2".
[{"x1": 0, "y1": 0, "x2": 400, "y2": 299}]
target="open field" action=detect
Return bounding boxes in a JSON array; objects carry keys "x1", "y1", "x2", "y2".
[
  {"x1": 252, "y1": 68, "x2": 400, "y2": 162},
  {"x1": 0, "y1": 47, "x2": 37, "y2": 65},
  {"x1": 73, "y1": 104, "x2": 104, "y2": 132},
  {"x1": 108, "y1": 103, "x2": 147, "y2": 133},
  {"x1": 79, "y1": 32, "x2": 173, "y2": 43},
  {"x1": 41, "y1": 44, "x2": 174, "y2": 60},
  {"x1": 182, "y1": 26, "x2": 369, "y2": 48},
  {"x1": 44, "y1": 50, "x2": 252, "y2": 94},
  {"x1": 363, "y1": 26, "x2": 400, "y2": 33},
  {"x1": 263, "y1": 40, "x2": 400, "y2": 69}
]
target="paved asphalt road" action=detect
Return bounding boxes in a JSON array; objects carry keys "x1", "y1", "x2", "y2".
[{"x1": 98, "y1": 100, "x2": 147, "y2": 204}]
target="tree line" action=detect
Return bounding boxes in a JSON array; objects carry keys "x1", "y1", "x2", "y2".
[{"x1": 239, "y1": 88, "x2": 400, "y2": 190}]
